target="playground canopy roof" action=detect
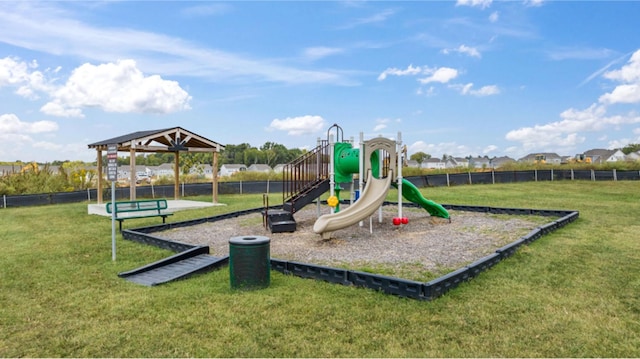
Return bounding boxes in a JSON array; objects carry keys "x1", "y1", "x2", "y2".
[{"x1": 87, "y1": 127, "x2": 225, "y2": 153}]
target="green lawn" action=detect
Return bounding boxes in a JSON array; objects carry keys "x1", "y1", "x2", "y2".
[{"x1": 1, "y1": 181, "x2": 639, "y2": 357}]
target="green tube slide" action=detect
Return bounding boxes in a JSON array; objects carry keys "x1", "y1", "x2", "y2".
[{"x1": 393, "y1": 179, "x2": 450, "y2": 219}]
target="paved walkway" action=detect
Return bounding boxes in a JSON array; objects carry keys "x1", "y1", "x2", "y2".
[{"x1": 88, "y1": 199, "x2": 225, "y2": 217}]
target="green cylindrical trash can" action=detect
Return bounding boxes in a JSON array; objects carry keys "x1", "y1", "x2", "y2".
[{"x1": 229, "y1": 235, "x2": 270, "y2": 290}]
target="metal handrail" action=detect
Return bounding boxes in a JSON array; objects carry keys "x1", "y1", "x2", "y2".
[{"x1": 282, "y1": 140, "x2": 330, "y2": 203}]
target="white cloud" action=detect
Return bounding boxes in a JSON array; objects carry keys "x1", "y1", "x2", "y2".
[
  {"x1": 443, "y1": 45, "x2": 482, "y2": 58},
  {"x1": 472, "y1": 84, "x2": 500, "y2": 96},
  {"x1": 372, "y1": 118, "x2": 401, "y2": 132},
  {"x1": 378, "y1": 65, "x2": 458, "y2": 84},
  {"x1": 0, "y1": 57, "x2": 55, "y2": 99},
  {"x1": 603, "y1": 50, "x2": 640, "y2": 83},
  {"x1": 302, "y1": 47, "x2": 344, "y2": 61},
  {"x1": 0, "y1": 2, "x2": 352, "y2": 86},
  {"x1": 599, "y1": 85, "x2": 640, "y2": 105},
  {"x1": 268, "y1": 115, "x2": 326, "y2": 135},
  {"x1": 378, "y1": 64, "x2": 423, "y2": 81},
  {"x1": 42, "y1": 60, "x2": 192, "y2": 118},
  {"x1": 599, "y1": 49, "x2": 640, "y2": 104},
  {"x1": 489, "y1": 11, "x2": 499, "y2": 23},
  {"x1": 1, "y1": 57, "x2": 192, "y2": 118},
  {"x1": 408, "y1": 140, "x2": 472, "y2": 158},
  {"x1": 0, "y1": 113, "x2": 60, "y2": 160},
  {"x1": 505, "y1": 104, "x2": 640, "y2": 150},
  {"x1": 451, "y1": 83, "x2": 500, "y2": 96},
  {"x1": 456, "y1": 0, "x2": 492, "y2": 9},
  {"x1": 0, "y1": 113, "x2": 58, "y2": 134},
  {"x1": 416, "y1": 86, "x2": 436, "y2": 97},
  {"x1": 524, "y1": 0, "x2": 544, "y2": 7},
  {"x1": 373, "y1": 120, "x2": 388, "y2": 132},
  {"x1": 419, "y1": 67, "x2": 459, "y2": 84},
  {"x1": 0, "y1": 57, "x2": 31, "y2": 86},
  {"x1": 483, "y1": 145, "x2": 498, "y2": 154},
  {"x1": 339, "y1": 8, "x2": 397, "y2": 29}
]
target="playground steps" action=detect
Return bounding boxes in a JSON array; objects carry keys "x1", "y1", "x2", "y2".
[
  {"x1": 118, "y1": 246, "x2": 229, "y2": 286},
  {"x1": 263, "y1": 209, "x2": 297, "y2": 233},
  {"x1": 283, "y1": 178, "x2": 329, "y2": 213}
]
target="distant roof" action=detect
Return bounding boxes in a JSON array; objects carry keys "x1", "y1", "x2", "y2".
[{"x1": 87, "y1": 127, "x2": 225, "y2": 153}]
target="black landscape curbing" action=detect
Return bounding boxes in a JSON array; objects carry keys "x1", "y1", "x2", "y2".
[
  {"x1": 465, "y1": 252, "x2": 502, "y2": 279},
  {"x1": 121, "y1": 203, "x2": 579, "y2": 301}
]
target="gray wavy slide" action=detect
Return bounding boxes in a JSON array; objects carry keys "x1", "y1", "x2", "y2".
[{"x1": 313, "y1": 170, "x2": 392, "y2": 240}]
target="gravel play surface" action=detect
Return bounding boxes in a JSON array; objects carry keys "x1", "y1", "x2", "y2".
[{"x1": 159, "y1": 204, "x2": 545, "y2": 278}]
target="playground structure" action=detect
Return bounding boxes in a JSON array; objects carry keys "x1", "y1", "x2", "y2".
[
  {"x1": 111, "y1": 123, "x2": 580, "y2": 300},
  {"x1": 267, "y1": 124, "x2": 449, "y2": 238}
]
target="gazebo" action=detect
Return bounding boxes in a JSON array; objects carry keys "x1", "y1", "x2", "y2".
[{"x1": 88, "y1": 127, "x2": 225, "y2": 204}]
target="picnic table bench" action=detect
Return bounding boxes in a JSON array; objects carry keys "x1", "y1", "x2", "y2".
[{"x1": 106, "y1": 199, "x2": 173, "y2": 231}]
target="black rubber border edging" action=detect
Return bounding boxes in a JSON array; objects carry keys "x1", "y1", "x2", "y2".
[{"x1": 122, "y1": 204, "x2": 579, "y2": 301}]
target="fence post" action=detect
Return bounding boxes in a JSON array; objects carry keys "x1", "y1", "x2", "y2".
[
  {"x1": 468, "y1": 172, "x2": 472, "y2": 185},
  {"x1": 571, "y1": 169, "x2": 574, "y2": 180},
  {"x1": 535, "y1": 169, "x2": 538, "y2": 182},
  {"x1": 591, "y1": 169, "x2": 595, "y2": 181},
  {"x1": 2, "y1": 195, "x2": 5, "y2": 208},
  {"x1": 551, "y1": 169, "x2": 554, "y2": 181},
  {"x1": 240, "y1": 180, "x2": 243, "y2": 194},
  {"x1": 613, "y1": 169, "x2": 617, "y2": 181},
  {"x1": 492, "y1": 170, "x2": 495, "y2": 184},
  {"x1": 446, "y1": 173, "x2": 450, "y2": 187},
  {"x1": 87, "y1": 188, "x2": 91, "y2": 202}
]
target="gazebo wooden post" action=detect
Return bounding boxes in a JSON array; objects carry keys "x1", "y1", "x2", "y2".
[
  {"x1": 174, "y1": 153, "x2": 180, "y2": 200},
  {"x1": 130, "y1": 147, "x2": 136, "y2": 200},
  {"x1": 96, "y1": 149, "x2": 103, "y2": 204},
  {"x1": 212, "y1": 147, "x2": 219, "y2": 203}
]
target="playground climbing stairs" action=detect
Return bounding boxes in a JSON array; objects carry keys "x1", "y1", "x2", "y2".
[
  {"x1": 118, "y1": 246, "x2": 229, "y2": 286},
  {"x1": 282, "y1": 178, "x2": 329, "y2": 213},
  {"x1": 282, "y1": 140, "x2": 331, "y2": 213}
]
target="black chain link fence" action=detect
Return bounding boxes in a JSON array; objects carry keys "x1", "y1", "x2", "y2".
[{"x1": 2, "y1": 169, "x2": 639, "y2": 208}]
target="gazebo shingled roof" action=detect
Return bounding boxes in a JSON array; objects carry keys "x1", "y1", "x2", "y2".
[{"x1": 88, "y1": 127, "x2": 225, "y2": 153}]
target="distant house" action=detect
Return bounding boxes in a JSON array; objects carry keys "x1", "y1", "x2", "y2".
[
  {"x1": 219, "y1": 164, "x2": 247, "y2": 177},
  {"x1": 154, "y1": 163, "x2": 175, "y2": 178},
  {"x1": 491, "y1": 156, "x2": 516, "y2": 168},
  {"x1": 0, "y1": 165, "x2": 18, "y2": 176},
  {"x1": 626, "y1": 151, "x2": 640, "y2": 161},
  {"x1": 272, "y1": 164, "x2": 287, "y2": 173},
  {"x1": 584, "y1": 149, "x2": 626, "y2": 164},
  {"x1": 404, "y1": 160, "x2": 421, "y2": 168},
  {"x1": 451, "y1": 157, "x2": 470, "y2": 168},
  {"x1": 189, "y1": 164, "x2": 214, "y2": 178},
  {"x1": 469, "y1": 156, "x2": 491, "y2": 169},
  {"x1": 247, "y1": 164, "x2": 272, "y2": 173},
  {"x1": 116, "y1": 165, "x2": 152, "y2": 181},
  {"x1": 422, "y1": 158, "x2": 445, "y2": 169},
  {"x1": 519, "y1": 153, "x2": 563, "y2": 165}
]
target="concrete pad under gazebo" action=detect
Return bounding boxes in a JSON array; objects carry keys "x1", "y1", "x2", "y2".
[{"x1": 88, "y1": 127, "x2": 225, "y2": 204}]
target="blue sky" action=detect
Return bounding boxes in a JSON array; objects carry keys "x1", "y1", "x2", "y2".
[{"x1": 1, "y1": 0, "x2": 639, "y2": 163}]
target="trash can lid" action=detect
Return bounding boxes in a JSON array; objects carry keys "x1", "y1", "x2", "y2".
[{"x1": 229, "y1": 235, "x2": 271, "y2": 245}]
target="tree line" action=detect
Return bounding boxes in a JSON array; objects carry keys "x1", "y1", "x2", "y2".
[
  {"x1": 102, "y1": 141, "x2": 305, "y2": 169},
  {"x1": 2, "y1": 142, "x2": 640, "y2": 196}
]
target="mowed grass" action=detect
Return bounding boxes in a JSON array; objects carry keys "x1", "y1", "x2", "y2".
[{"x1": 1, "y1": 181, "x2": 639, "y2": 357}]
